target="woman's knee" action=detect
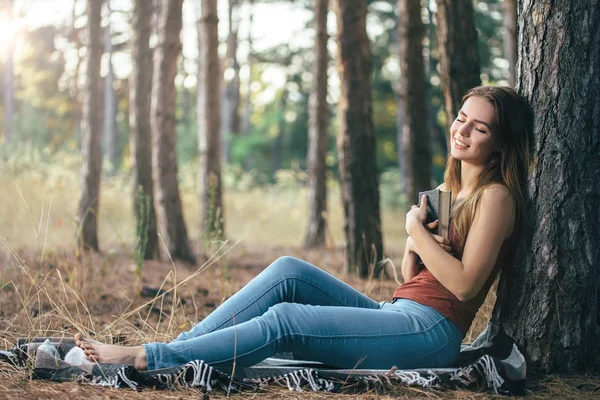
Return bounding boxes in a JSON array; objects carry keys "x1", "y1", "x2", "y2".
[{"x1": 266, "y1": 256, "x2": 317, "y2": 278}]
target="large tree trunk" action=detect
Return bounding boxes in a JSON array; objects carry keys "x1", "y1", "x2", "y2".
[
  {"x1": 104, "y1": 1, "x2": 119, "y2": 171},
  {"x1": 503, "y1": 0, "x2": 517, "y2": 88},
  {"x1": 3, "y1": 0, "x2": 15, "y2": 145},
  {"x1": 399, "y1": 0, "x2": 432, "y2": 206},
  {"x1": 198, "y1": 0, "x2": 225, "y2": 241},
  {"x1": 130, "y1": 0, "x2": 159, "y2": 259},
  {"x1": 332, "y1": 0, "x2": 383, "y2": 278},
  {"x1": 434, "y1": 0, "x2": 480, "y2": 137},
  {"x1": 304, "y1": 0, "x2": 329, "y2": 249},
  {"x1": 492, "y1": 0, "x2": 600, "y2": 373},
  {"x1": 221, "y1": 0, "x2": 241, "y2": 164},
  {"x1": 152, "y1": 0, "x2": 196, "y2": 263},
  {"x1": 77, "y1": 0, "x2": 104, "y2": 252}
]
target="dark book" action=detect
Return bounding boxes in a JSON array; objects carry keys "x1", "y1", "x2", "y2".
[{"x1": 418, "y1": 188, "x2": 452, "y2": 239}]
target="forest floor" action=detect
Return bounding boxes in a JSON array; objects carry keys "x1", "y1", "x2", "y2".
[{"x1": 0, "y1": 242, "x2": 599, "y2": 399}]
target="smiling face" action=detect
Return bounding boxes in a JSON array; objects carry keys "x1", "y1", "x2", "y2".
[{"x1": 450, "y1": 96, "x2": 499, "y2": 166}]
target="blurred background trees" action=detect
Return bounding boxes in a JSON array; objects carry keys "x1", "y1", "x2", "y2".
[{"x1": 0, "y1": 0, "x2": 516, "y2": 267}]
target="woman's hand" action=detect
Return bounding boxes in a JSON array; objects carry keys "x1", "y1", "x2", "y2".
[
  {"x1": 406, "y1": 195, "x2": 430, "y2": 236},
  {"x1": 406, "y1": 232, "x2": 452, "y2": 255}
]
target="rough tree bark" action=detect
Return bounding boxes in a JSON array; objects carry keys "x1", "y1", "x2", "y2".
[
  {"x1": 152, "y1": 0, "x2": 196, "y2": 263},
  {"x1": 198, "y1": 0, "x2": 225, "y2": 241},
  {"x1": 503, "y1": 0, "x2": 517, "y2": 87},
  {"x1": 221, "y1": 0, "x2": 241, "y2": 164},
  {"x1": 434, "y1": 0, "x2": 480, "y2": 137},
  {"x1": 399, "y1": 0, "x2": 432, "y2": 206},
  {"x1": 103, "y1": 0, "x2": 118, "y2": 171},
  {"x1": 77, "y1": 0, "x2": 104, "y2": 252},
  {"x1": 130, "y1": 0, "x2": 159, "y2": 259},
  {"x1": 304, "y1": 0, "x2": 329, "y2": 249},
  {"x1": 492, "y1": 0, "x2": 600, "y2": 373},
  {"x1": 332, "y1": 0, "x2": 384, "y2": 278}
]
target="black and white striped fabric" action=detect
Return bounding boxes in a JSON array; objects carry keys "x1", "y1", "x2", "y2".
[{"x1": 0, "y1": 322, "x2": 525, "y2": 395}]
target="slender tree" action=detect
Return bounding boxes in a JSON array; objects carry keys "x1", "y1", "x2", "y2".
[
  {"x1": 130, "y1": 0, "x2": 158, "y2": 259},
  {"x1": 77, "y1": 0, "x2": 104, "y2": 251},
  {"x1": 503, "y1": 0, "x2": 517, "y2": 87},
  {"x1": 198, "y1": 0, "x2": 225, "y2": 241},
  {"x1": 434, "y1": 0, "x2": 480, "y2": 136},
  {"x1": 221, "y1": 0, "x2": 241, "y2": 163},
  {"x1": 332, "y1": 0, "x2": 383, "y2": 278},
  {"x1": 103, "y1": 0, "x2": 118, "y2": 171},
  {"x1": 492, "y1": 0, "x2": 600, "y2": 373},
  {"x1": 152, "y1": 0, "x2": 195, "y2": 263},
  {"x1": 398, "y1": 0, "x2": 431, "y2": 206},
  {"x1": 304, "y1": 0, "x2": 329, "y2": 249}
]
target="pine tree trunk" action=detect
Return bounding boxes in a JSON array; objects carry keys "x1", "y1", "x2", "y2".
[
  {"x1": 152, "y1": 0, "x2": 196, "y2": 263},
  {"x1": 221, "y1": 0, "x2": 241, "y2": 164},
  {"x1": 104, "y1": 3, "x2": 118, "y2": 171},
  {"x1": 198, "y1": 0, "x2": 225, "y2": 241},
  {"x1": 492, "y1": 0, "x2": 600, "y2": 373},
  {"x1": 130, "y1": 0, "x2": 159, "y2": 260},
  {"x1": 399, "y1": 0, "x2": 432, "y2": 206},
  {"x1": 304, "y1": 0, "x2": 329, "y2": 249},
  {"x1": 77, "y1": 0, "x2": 104, "y2": 252},
  {"x1": 434, "y1": 0, "x2": 480, "y2": 136},
  {"x1": 332, "y1": 0, "x2": 383, "y2": 278},
  {"x1": 503, "y1": 0, "x2": 517, "y2": 88}
]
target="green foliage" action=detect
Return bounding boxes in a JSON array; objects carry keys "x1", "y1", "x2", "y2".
[
  {"x1": 12, "y1": 25, "x2": 75, "y2": 151},
  {"x1": 475, "y1": 0, "x2": 509, "y2": 83},
  {"x1": 2, "y1": 0, "x2": 511, "y2": 196}
]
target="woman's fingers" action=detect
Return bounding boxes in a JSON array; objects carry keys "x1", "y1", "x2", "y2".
[
  {"x1": 431, "y1": 233, "x2": 450, "y2": 245},
  {"x1": 430, "y1": 233, "x2": 452, "y2": 253},
  {"x1": 426, "y1": 220, "x2": 439, "y2": 231}
]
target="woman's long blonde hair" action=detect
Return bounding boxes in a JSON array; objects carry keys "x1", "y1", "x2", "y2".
[{"x1": 444, "y1": 86, "x2": 534, "y2": 247}]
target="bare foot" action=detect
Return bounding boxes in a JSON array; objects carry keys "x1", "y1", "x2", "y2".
[{"x1": 74, "y1": 333, "x2": 148, "y2": 370}]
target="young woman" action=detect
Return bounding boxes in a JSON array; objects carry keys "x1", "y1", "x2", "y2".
[{"x1": 76, "y1": 86, "x2": 533, "y2": 371}]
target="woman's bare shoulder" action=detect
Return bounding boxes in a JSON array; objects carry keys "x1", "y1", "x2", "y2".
[
  {"x1": 479, "y1": 184, "x2": 514, "y2": 238},
  {"x1": 482, "y1": 184, "x2": 512, "y2": 202}
]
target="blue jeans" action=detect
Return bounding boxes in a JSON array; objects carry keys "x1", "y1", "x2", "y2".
[{"x1": 143, "y1": 256, "x2": 462, "y2": 370}]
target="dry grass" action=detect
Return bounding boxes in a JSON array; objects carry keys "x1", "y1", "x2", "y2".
[{"x1": 1, "y1": 163, "x2": 598, "y2": 398}]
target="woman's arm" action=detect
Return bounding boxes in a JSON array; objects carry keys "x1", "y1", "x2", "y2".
[
  {"x1": 401, "y1": 222, "x2": 453, "y2": 282},
  {"x1": 406, "y1": 185, "x2": 514, "y2": 301},
  {"x1": 401, "y1": 237, "x2": 420, "y2": 282}
]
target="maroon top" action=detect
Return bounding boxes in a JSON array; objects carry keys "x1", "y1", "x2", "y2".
[{"x1": 392, "y1": 221, "x2": 514, "y2": 336}]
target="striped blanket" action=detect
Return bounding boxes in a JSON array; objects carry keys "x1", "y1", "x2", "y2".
[{"x1": 0, "y1": 322, "x2": 525, "y2": 395}]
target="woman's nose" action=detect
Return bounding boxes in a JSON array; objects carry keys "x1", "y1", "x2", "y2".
[{"x1": 457, "y1": 123, "x2": 470, "y2": 137}]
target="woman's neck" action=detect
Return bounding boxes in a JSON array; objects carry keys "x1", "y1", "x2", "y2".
[{"x1": 458, "y1": 162, "x2": 485, "y2": 198}]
